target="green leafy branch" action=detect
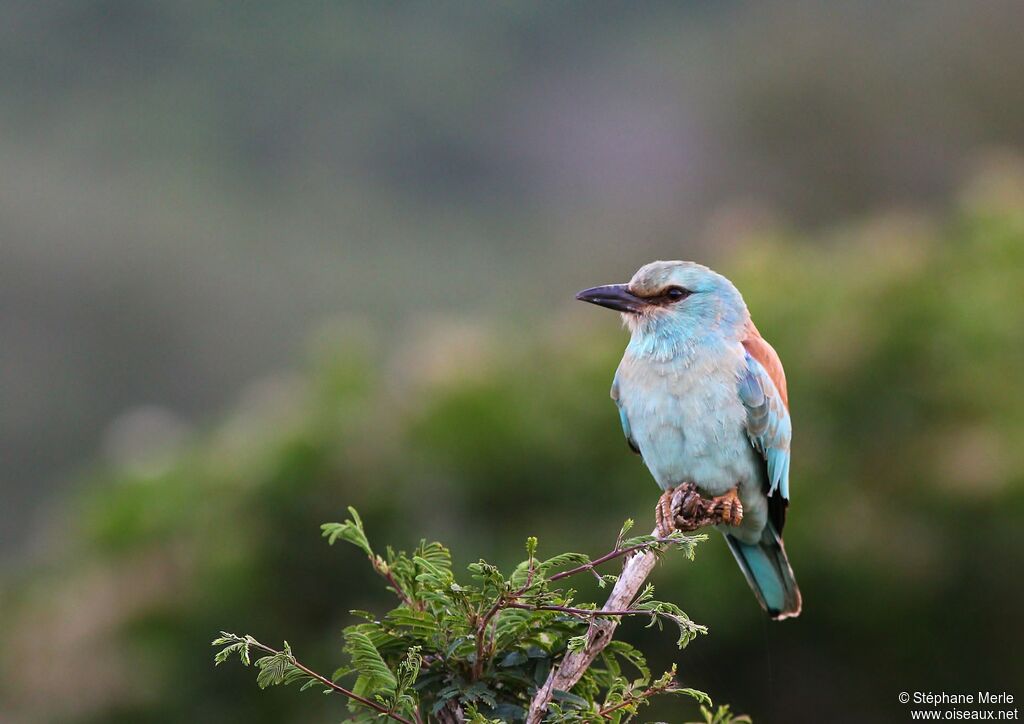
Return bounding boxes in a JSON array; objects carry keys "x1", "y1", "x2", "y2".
[
  {"x1": 593, "y1": 665, "x2": 709, "y2": 721},
  {"x1": 212, "y1": 632, "x2": 422, "y2": 724},
  {"x1": 214, "y1": 507, "x2": 745, "y2": 722}
]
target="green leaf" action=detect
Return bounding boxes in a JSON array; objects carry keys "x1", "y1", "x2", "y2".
[
  {"x1": 343, "y1": 630, "x2": 397, "y2": 697},
  {"x1": 492, "y1": 608, "x2": 535, "y2": 651},
  {"x1": 689, "y1": 704, "x2": 753, "y2": 724},
  {"x1": 384, "y1": 607, "x2": 439, "y2": 639},
  {"x1": 618, "y1": 518, "x2": 634, "y2": 542},
  {"x1": 464, "y1": 702, "x2": 505, "y2": 723},
  {"x1": 509, "y1": 558, "x2": 534, "y2": 589},
  {"x1": 462, "y1": 681, "x2": 498, "y2": 708},
  {"x1": 320, "y1": 507, "x2": 373, "y2": 558},
  {"x1": 211, "y1": 632, "x2": 252, "y2": 667},
  {"x1": 498, "y1": 650, "x2": 528, "y2": 667},
  {"x1": 633, "y1": 583, "x2": 656, "y2": 606},
  {"x1": 393, "y1": 646, "x2": 423, "y2": 700},
  {"x1": 253, "y1": 643, "x2": 307, "y2": 690},
  {"x1": 633, "y1": 600, "x2": 707, "y2": 648},
  {"x1": 538, "y1": 551, "x2": 590, "y2": 577},
  {"x1": 551, "y1": 688, "x2": 590, "y2": 710},
  {"x1": 566, "y1": 635, "x2": 587, "y2": 654},
  {"x1": 413, "y1": 554, "x2": 453, "y2": 587},
  {"x1": 417, "y1": 540, "x2": 453, "y2": 576},
  {"x1": 672, "y1": 686, "x2": 713, "y2": 708},
  {"x1": 604, "y1": 640, "x2": 650, "y2": 685}
]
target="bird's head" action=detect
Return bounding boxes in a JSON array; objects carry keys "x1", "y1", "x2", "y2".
[{"x1": 576, "y1": 261, "x2": 749, "y2": 345}]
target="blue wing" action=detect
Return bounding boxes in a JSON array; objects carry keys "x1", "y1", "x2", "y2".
[
  {"x1": 610, "y1": 372, "x2": 640, "y2": 455},
  {"x1": 738, "y1": 352, "x2": 792, "y2": 503}
]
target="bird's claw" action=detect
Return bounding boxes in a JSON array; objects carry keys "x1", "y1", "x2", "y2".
[
  {"x1": 709, "y1": 487, "x2": 744, "y2": 527},
  {"x1": 669, "y1": 483, "x2": 707, "y2": 532},
  {"x1": 656, "y1": 487, "x2": 678, "y2": 537},
  {"x1": 656, "y1": 482, "x2": 703, "y2": 535},
  {"x1": 655, "y1": 483, "x2": 744, "y2": 535}
]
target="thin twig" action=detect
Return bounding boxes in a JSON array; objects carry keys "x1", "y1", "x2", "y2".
[
  {"x1": 245, "y1": 637, "x2": 418, "y2": 724},
  {"x1": 472, "y1": 598, "x2": 505, "y2": 680},
  {"x1": 547, "y1": 536, "x2": 679, "y2": 583},
  {"x1": 472, "y1": 547, "x2": 539, "y2": 680},
  {"x1": 596, "y1": 683, "x2": 664, "y2": 718},
  {"x1": 507, "y1": 602, "x2": 653, "y2": 618},
  {"x1": 372, "y1": 557, "x2": 422, "y2": 611},
  {"x1": 383, "y1": 568, "x2": 420, "y2": 610}
]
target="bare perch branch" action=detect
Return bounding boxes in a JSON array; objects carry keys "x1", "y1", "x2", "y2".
[{"x1": 525, "y1": 528, "x2": 662, "y2": 723}]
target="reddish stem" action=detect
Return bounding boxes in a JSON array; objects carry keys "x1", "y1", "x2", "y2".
[
  {"x1": 547, "y1": 536, "x2": 678, "y2": 583},
  {"x1": 245, "y1": 638, "x2": 418, "y2": 724}
]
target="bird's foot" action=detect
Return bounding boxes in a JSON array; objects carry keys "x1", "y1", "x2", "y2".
[
  {"x1": 669, "y1": 483, "x2": 708, "y2": 532},
  {"x1": 707, "y1": 486, "x2": 744, "y2": 527},
  {"x1": 656, "y1": 483, "x2": 703, "y2": 535},
  {"x1": 656, "y1": 487, "x2": 678, "y2": 537},
  {"x1": 656, "y1": 483, "x2": 744, "y2": 535}
]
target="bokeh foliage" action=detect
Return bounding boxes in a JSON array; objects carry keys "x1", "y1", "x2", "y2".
[{"x1": 2, "y1": 178, "x2": 1023, "y2": 723}]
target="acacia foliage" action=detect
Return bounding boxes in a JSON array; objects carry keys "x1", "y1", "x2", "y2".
[{"x1": 214, "y1": 508, "x2": 749, "y2": 723}]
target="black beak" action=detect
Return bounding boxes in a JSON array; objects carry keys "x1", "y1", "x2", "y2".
[{"x1": 575, "y1": 284, "x2": 646, "y2": 313}]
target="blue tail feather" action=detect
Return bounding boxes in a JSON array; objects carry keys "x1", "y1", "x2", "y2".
[{"x1": 725, "y1": 524, "x2": 802, "y2": 619}]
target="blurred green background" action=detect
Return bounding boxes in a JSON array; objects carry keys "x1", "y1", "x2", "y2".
[{"x1": 2, "y1": 2, "x2": 1023, "y2": 723}]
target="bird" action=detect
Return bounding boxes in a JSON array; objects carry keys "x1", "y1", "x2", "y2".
[{"x1": 576, "y1": 260, "x2": 801, "y2": 619}]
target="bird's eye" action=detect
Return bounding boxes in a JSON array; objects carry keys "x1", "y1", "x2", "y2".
[{"x1": 665, "y1": 286, "x2": 691, "y2": 301}]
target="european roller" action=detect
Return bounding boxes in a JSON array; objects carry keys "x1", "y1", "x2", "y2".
[{"x1": 577, "y1": 260, "x2": 802, "y2": 619}]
